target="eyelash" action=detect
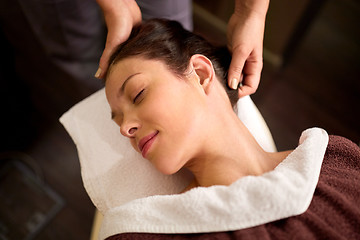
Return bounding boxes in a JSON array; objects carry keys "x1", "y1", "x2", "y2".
[{"x1": 133, "y1": 89, "x2": 145, "y2": 103}]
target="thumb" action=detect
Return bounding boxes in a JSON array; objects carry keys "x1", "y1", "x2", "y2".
[
  {"x1": 227, "y1": 48, "x2": 246, "y2": 89},
  {"x1": 95, "y1": 39, "x2": 115, "y2": 79}
]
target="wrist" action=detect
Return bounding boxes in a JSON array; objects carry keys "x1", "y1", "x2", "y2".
[
  {"x1": 97, "y1": 0, "x2": 140, "y2": 19},
  {"x1": 234, "y1": 0, "x2": 269, "y2": 19}
]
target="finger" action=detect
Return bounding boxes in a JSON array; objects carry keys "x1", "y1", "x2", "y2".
[
  {"x1": 96, "y1": 34, "x2": 127, "y2": 79},
  {"x1": 228, "y1": 48, "x2": 247, "y2": 90},
  {"x1": 95, "y1": 50, "x2": 110, "y2": 79},
  {"x1": 237, "y1": 74, "x2": 260, "y2": 98}
]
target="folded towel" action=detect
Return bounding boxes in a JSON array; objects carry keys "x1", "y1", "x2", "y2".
[
  {"x1": 99, "y1": 128, "x2": 329, "y2": 239},
  {"x1": 59, "y1": 88, "x2": 277, "y2": 213},
  {"x1": 106, "y1": 134, "x2": 360, "y2": 240}
]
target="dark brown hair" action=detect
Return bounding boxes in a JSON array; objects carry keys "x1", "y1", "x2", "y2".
[{"x1": 107, "y1": 18, "x2": 238, "y2": 107}]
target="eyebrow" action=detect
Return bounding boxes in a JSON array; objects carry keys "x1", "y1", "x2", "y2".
[
  {"x1": 118, "y1": 72, "x2": 142, "y2": 97},
  {"x1": 111, "y1": 72, "x2": 141, "y2": 120}
]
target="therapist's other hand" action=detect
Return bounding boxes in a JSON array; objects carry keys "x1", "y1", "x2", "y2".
[
  {"x1": 227, "y1": 0, "x2": 268, "y2": 98},
  {"x1": 95, "y1": 0, "x2": 141, "y2": 79}
]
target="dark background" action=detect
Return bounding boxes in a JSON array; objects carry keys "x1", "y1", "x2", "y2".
[{"x1": 0, "y1": 0, "x2": 359, "y2": 239}]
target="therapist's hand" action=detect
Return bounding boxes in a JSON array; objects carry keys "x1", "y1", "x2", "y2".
[
  {"x1": 227, "y1": 0, "x2": 269, "y2": 98},
  {"x1": 95, "y1": 0, "x2": 141, "y2": 79}
]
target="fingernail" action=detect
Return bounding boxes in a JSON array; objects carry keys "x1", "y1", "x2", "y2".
[
  {"x1": 231, "y1": 78, "x2": 238, "y2": 89},
  {"x1": 94, "y1": 67, "x2": 102, "y2": 78}
]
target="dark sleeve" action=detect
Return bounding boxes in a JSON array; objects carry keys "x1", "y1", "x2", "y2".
[{"x1": 107, "y1": 136, "x2": 360, "y2": 240}]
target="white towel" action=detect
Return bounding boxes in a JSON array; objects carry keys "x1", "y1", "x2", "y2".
[
  {"x1": 99, "y1": 128, "x2": 329, "y2": 239},
  {"x1": 59, "y1": 88, "x2": 277, "y2": 213}
]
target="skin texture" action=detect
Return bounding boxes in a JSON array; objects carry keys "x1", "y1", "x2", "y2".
[
  {"x1": 105, "y1": 55, "x2": 292, "y2": 190},
  {"x1": 97, "y1": 0, "x2": 269, "y2": 98}
]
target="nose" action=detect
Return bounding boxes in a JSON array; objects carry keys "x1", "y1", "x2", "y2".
[{"x1": 120, "y1": 119, "x2": 140, "y2": 138}]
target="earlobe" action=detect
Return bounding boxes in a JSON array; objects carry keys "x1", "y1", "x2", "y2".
[{"x1": 189, "y1": 54, "x2": 215, "y2": 94}]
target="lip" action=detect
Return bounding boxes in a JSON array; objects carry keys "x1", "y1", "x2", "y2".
[{"x1": 138, "y1": 131, "x2": 159, "y2": 158}]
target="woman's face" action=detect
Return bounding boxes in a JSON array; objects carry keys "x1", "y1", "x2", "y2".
[{"x1": 105, "y1": 57, "x2": 208, "y2": 175}]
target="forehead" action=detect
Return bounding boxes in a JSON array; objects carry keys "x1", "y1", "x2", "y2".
[
  {"x1": 107, "y1": 57, "x2": 142, "y2": 81},
  {"x1": 106, "y1": 57, "x2": 168, "y2": 84},
  {"x1": 105, "y1": 57, "x2": 177, "y2": 99}
]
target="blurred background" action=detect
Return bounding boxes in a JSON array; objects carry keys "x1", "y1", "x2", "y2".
[{"x1": 0, "y1": 0, "x2": 359, "y2": 239}]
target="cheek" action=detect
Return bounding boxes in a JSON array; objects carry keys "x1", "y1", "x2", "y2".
[
  {"x1": 148, "y1": 98, "x2": 205, "y2": 174},
  {"x1": 158, "y1": 87, "x2": 204, "y2": 143},
  {"x1": 148, "y1": 91, "x2": 198, "y2": 132},
  {"x1": 142, "y1": 81, "x2": 206, "y2": 174}
]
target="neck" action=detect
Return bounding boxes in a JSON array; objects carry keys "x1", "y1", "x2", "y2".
[{"x1": 184, "y1": 103, "x2": 290, "y2": 189}]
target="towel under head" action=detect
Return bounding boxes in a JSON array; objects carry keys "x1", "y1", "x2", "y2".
[{"x1": 59, "y1": 88, "x2": 277, "y2": 213}]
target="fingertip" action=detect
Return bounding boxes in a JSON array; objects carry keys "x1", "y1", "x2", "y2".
[
  {"x1": 237, "y1": 87, "x2": 245, "y2": 98},
  {"x1": 230, "y1": 78, "x2": 238, "y2": 90},
  {"x1": 237, "y1": 85, "x2": 255, "y2": 98},
  {"x1": 94, "y1": 67, "x2": 102, "y2": 79}
]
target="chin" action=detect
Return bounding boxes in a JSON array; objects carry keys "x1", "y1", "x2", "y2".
[
  {"x1": 153, "y1": 158, "x2": 182, "y2": 175},
  {"x1": 150, "y1": 150, "x2": 187, "y2": 175},
  {"x1": 156, "y1": 165, "x2": 178, "y2": 175}
]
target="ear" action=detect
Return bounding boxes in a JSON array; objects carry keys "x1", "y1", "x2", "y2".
[{"x1": 189, "y1": 54, "x2": 215, "y2": 94}]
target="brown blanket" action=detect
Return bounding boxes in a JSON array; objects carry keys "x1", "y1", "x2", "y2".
[{"x1": 107, "y1": 136, "x2": 360, "y2": 240}]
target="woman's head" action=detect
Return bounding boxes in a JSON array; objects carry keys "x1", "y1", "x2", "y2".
[
  {"x1": 106, "y1": 18, "x2": 237, "y2": 107},
  {"x1": 105, "y1": 19, "x2": 239, "y2": 175}
]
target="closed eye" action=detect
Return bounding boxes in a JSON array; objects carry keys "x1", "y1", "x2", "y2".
[{"x1": 133, "y1": 89, "x2": 145, "y2": 103}]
